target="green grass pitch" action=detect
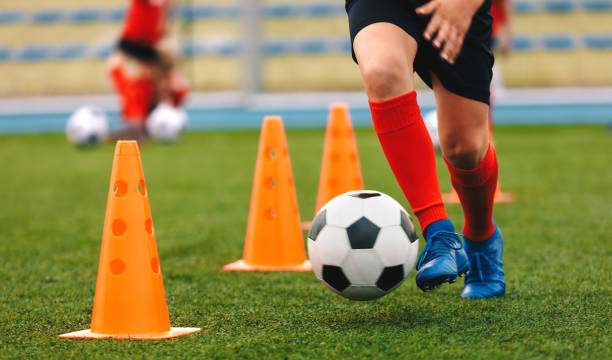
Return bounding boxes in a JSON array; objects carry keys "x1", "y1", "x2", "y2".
[{"x1": 1, "y1": 126, "x2": 610, "y2": 358}]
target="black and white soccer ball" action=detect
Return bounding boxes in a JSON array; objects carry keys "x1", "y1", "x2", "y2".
[
  {"x1": 66, "y1": 106, "x2": 109, "y2": 146},
  {"x1": 308, "y1": 190, "x2": 419, "y2": 301}
]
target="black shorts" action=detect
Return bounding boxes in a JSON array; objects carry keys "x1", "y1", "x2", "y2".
[
  {"x1": 118, "y1": 38, "x2": 160, "y2": 63},
  {"x1": 346, "y1": 0, "x2": 494, "y2": 104}
]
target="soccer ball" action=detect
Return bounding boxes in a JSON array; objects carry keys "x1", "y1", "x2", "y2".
[
  {"x1": 308, "y1": 190, "x2": 419, "y2": 301},
  {"x1": 146, "y1": 103, "x2": 188, "y2": 142},
  {"x1": 423, "y1": 110, "x2": 440, "y2": 150},
  {"x1": 66, "y1": 106, "x2": 109, "y2": 146}
]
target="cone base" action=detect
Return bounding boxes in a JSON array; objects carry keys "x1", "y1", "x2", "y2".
[
  {"x1": 223, "y1": 259, "x2": 312, "y2": 272},
  {"x1": 442, "y1": 191, "x2": 514, "y2": 204},
  {"x1": 59, "y1": 327, "x2": 201, "y2": 340}
]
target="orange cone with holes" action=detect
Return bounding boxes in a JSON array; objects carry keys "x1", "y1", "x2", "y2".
[
  {"x1": 60, "y1": 141, "x2": 200, "y2": 340},
  {"x1": 223, "y1": 116, "x2": 311, "y2": 272},
  {"x1": 315, "y1": 102, "x2": 364, "y2": 211}
]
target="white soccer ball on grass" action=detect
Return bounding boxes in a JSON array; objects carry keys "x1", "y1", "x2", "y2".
[
  {"x1": 66, "y1": 106, "x2": 109, "y2": 146},
  {"x1": 308, "y1": 190, "x2": 419, "y2": 301},
  {"x1": 146, "y1": 103, "x2": 188, "y2": 142}
]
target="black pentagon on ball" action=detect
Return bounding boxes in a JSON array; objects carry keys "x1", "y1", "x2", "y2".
[
  {"x1": 376, "y1": 265, "x2": 405, "y2": 291},
  {"x1": 349, "y1": 191, "x2": 381, "y2": 199},
  {"x1": 346, "y1": 217, "x2": 380, "y2": 249},
  {"x1": 308, "y1": 209, "x2": 327, "y2": 240},
  {"x1": 400, "y1": 211, "x2": 418, "y2": 243},
  {"x1": 322, "y1": 265, "x2": 350, "y2": 292}
]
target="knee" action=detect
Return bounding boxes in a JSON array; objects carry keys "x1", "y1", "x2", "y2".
[
  {"x1": 442, "y1": 138, "x2": 489, "y2": 169},
  {"x1": 361, "y1": 63, "x2": 412, "y2": 101}
]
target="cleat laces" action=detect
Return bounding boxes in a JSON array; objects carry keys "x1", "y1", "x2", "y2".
[{"x1": 416, "y1": 231, "x2": 464, "y2": 270}]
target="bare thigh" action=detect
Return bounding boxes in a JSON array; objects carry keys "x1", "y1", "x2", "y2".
[{"x1": 353, "y1": 23, "x2": 418, "y2": 101}]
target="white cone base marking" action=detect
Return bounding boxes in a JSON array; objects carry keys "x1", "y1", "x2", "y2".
[
  {"x1": 59, "y1": 327, "x2": 201, "y2": 340},
  {"x1": 223, "y1": 259, "x2": 312, "y2": 272}
]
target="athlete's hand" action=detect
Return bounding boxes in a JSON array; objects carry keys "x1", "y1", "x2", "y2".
[{"x1": 416, "y1": 0, "x2": 485, "y2": 64}]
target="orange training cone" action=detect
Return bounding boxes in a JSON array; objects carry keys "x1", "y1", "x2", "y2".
[
  {"x1": 301, "y1": 102, "x2": 364, "y2": 229},
  {"x1": 223, "y1": 116, "x2": 311, "y2": 272},
  {"x1": 314, "y1": 102, "x2": 364, "y2": 212},
  {"x1": 60, "y1": 141, "x2": 200, "y2": 340}
]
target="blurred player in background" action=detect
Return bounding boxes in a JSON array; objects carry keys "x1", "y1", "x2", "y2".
[
  {"x1": 347, "y1": 0, "x2": 506, "y2": 298},
  {"x1": 107, "y1": 0, "x2": 189, "y2": 142}
]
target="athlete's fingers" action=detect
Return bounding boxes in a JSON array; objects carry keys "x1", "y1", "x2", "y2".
[
  {"x1": 416, "y1": 0, "x2": 440, "y2": 15},
  {"x1": 443, "y1": 31, "x2": 465, "y2": 64},
  {"x1": 423, "y1": 14, "x2": 442, "y2": 41},
  {"x1": 432, "y1": 23, "x2": 450, "y2": 49},
  {"x1": 440, "y1": 31, "x2": 458, "y2": 63}
]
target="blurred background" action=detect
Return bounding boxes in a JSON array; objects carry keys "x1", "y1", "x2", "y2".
[{"x1": 0, "y1": 0, "x2": 611, "y2": 132}]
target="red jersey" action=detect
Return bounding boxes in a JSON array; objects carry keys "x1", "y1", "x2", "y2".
[
  {"x1": 491, "y1": 0, "x2": 507, "y2": 37},
  {"x1": 121, "y1": 0, "x2": 168, "y2": 46}
]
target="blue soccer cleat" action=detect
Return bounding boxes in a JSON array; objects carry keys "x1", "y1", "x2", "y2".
[
  {"x1": 462, "y1": 223, "x2": 506, "y2": 299},
  {"x1": 416, "y1": 231, "x2": 469, "y2": 291}
]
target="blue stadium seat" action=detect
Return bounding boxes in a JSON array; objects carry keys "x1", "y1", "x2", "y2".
[
  {"x1": 215, "y1": 4, "x2": 240, "y2": 18},
  {"x1": 541, "y1": 34, "x2": 575, "y2": 50},
  {"x1": 513, "y1": 1, "x2": 537, "y2": 13},
  {"x1": 0, "y1": 10, "x2": 24, "y2": 24},
  {"x1": 0, "y1": 46, "x2": 12, "y2": 62},
  {"x1": 217, "y1": 40, "x2": 242, "y2": 56},
  {"x1": 262, "y1": 39, "x2": 289, "y2": 56},
  {"x1": 54, "y1": 43, "x2": 87, "y2": 60},
  {"x1": 327, "y1": 37, "x2": 351, "y2": 53},
  {"x1": 512, "y1": 35, "x2": 536, "y2": 51},
  {"x1": 17, "y1": 45, "x2": 52, "y2": 61},
  {"x1": 68, "y1": 8, "x2": 104, "y2": 24},
  {"x1": 30, "y1": 9, "x2": 63, "y2": 24},
  {"x1": 179, "y1": 4, "x2": 239, "y2": 20},
  {"x1": 264, "y1": 4, "x2": 299, "y2": 18},
  {"x1": 181, "y1": 42, "x2": 206, "y2": 58},
  {"x1": 296, "y1": 38, "x2": 327, "y2": 55},
  {"x1": 304, "y1": 2, "x2": 344, "y2": 17},
  {"x1": 584, "y1": 0, "x2": 612, "y2": 11},
  {"x1": 92, "y1": 43, "x2": 115, "y2": 59},
  {"x1": 107, "y1": 7, "x2": 126, "y2": 22},
  {"x1": 179, "y1": 5, "x2": 215, "y2": 20},
  {"x1": 543, "y1": 0, "x2": 575, "y2": 12},
  {"x1": 583, "y1": 34, "x2": 612, "y2": 49}
]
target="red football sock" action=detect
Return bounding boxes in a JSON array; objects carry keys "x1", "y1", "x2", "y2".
[
  {"x1": 369, "y1": 91, "x2": 448, "y2": 231},
  {"x1": 444, "y1": 143, "x2": 498, "y2": 241}
]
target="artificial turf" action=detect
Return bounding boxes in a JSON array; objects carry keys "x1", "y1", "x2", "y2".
[{"x1": 1, "y1": 126, "x2": 610, "y2": 359}]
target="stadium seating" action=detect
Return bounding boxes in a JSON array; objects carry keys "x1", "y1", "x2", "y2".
[
  {"x1": 1, "y1": 0, "x2": 611, "y2": 95},
  {"x1": 1, "y1": 0, "x2": 612, "y2": 26},
  {"x1": 0, "y1": 33, "x2": 611, "y2": 63}
]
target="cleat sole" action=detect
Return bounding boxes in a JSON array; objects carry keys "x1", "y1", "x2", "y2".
[{"x1": 417, "y1": 274, "x2": 458, "y2": 292}]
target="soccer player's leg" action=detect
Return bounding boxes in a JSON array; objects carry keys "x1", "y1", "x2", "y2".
[
  {"x1": 107, "y1": 53, "x2": 155, "y2": 142},
  {"x1": 350, "y1": 21, "x2": 463, "y2": 291},
  {"x1": 433, "y1": 75, "x2": 505, "y2": 298}
]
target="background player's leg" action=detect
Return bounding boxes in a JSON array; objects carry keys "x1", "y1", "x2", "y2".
[
  {"x1": 432, "y1": 74, "x2": 497, "y2": 241},
  {"x1": 354, "y1": 23, "x2": 450, "y2": 234},
  {"x1": 107, "y1": 53, "x2": 155, "y2": 142}
]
